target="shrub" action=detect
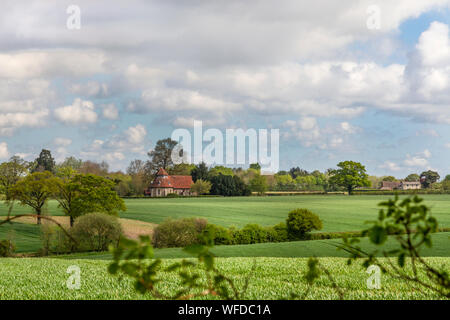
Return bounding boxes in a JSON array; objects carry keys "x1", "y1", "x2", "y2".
[
  {"x1": 166, "y1": 193, "x2": 180, "y2": 198},
  {"x1": 202, "y1": 224, "x2": 233, "y2": 245},
  {"x1": 286, "y1": 208, "x2": 323, "y2": 240},
  {"x1": 71, "y1": 213, "x2": 122, "y2": 252},
  {"x1": 270, "y1": 222, "x2": 289, "y2": 242},
  {"x1": 233, "y1": 224, "x2": 270, "y2": 244},
  {"x1": 40, "y1": 225, "x2": 73, "y2": 255},
  {"x1": 0, "y1": 239, "x2": 15, "y2": 257},
  {"x1": 152, "y1": 218, "x2": 208, "y2": 248}
]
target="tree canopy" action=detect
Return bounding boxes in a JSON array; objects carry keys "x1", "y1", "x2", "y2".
[{"x1": 328, "y1": 161, "x2": 370, "y2": 195}]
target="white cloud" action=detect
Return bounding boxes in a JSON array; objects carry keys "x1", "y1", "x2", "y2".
[
  {"x1": 54, "y1": 138, "x2": 72, "y2": 147},
  {"x1": 102, "y1": 104, "x2": 119, "y2": 120},
  {"x1": 0, "y1": 142, "x2": 9, "y2": 159},
  {"x1": 54, "y1": 99, "x2": 98, "y2": 125},
  {"x1": 380, "y1": 161, "x2": 402, "y2": 172}
]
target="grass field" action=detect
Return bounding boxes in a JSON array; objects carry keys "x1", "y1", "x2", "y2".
[
  {"x1": 2, "y1": 194, "x2": 450, "y2": 231},
  {"x1": 0, "y1": 257, "x2": 447, "y2": 300}
]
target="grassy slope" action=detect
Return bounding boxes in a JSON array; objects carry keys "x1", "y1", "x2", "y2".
[
  {"x1": 2, "y1": 195, "x2": 450, "y2": 231},
  {"x1": 0, "y1": 257, "x2": 448, "y2": 300},
  {"x1": 0, "y1": 222, "x2": 42, "y2": 253},
  {"x1": 58, "y1": 232, "x2": 450, "y2": 260}
]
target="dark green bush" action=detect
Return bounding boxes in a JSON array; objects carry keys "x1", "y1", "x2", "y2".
[
  {"x1": 152, "y1": 217, "x2": 208, "y2": 248},
  {"x1": 71, "y1": 213, "x2": 122, "y2": 252},
  {"x1": 40, "y1": 225, "x2": 73, "y2": 255},
  {"x1": 166, "y1": 193, "x2": 180, "y2": 198},
  {"x1": 202, "y1": 224, "x2": 233, "y2": 245},
  {"x1": 0, "y1": 239, "x2": 15, "y2": 257},
  {"x1": 270, "y1": 222, "x2": 289, "y2": 242},
  {"x1": 232, "y1": 224, "x2": 270, "y2": 244},
  {"x1": 286, "y1": 208, "x2": 323, "y2": 240}
]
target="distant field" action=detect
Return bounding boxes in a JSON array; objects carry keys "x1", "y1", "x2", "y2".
[
  {"x1": 0, "y1": 257, "x2": 447, "y2": 300},
  {"x1": 2, "y1": 195, "x2": 449, "y2": 231}
]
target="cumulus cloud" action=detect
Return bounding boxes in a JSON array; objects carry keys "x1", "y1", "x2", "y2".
[
  {"x1": 0, "y1": 142, "x2": 9, "y2": 159},
  {"x1": 102, "y1": 104, "x2": 119, "y2": 120},
  {"x1": 54, "y1": 99, "x2": 98, "y2": 125}
]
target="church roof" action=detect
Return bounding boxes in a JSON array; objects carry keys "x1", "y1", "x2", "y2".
[{"x1": 150, "y1": 168, "x2": 193, "y2": 189}]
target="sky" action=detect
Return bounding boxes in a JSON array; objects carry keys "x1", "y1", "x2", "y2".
[{"x1": 0, "y1": 0, "x2": 449, "y2": 177}]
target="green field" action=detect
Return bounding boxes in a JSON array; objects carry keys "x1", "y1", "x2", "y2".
[
  {"x1": 0, "y1": 257, "x2": 447, "y2": 300},
  {"x1": 2, "y1": 194, "x2": 450, "y2": 231}
]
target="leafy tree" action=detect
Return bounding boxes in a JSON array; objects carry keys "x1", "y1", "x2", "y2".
[
  {"x1": 169, "y1": 163, "x2": 195, "y2": 176},
  {"x1": 420, "y1": 170, "x2": 440, "y2": 189},
  {"x1": 210, "y1": 174, "x2": 250, "y2": 196},
  {"x1": 405, "y1": 173, "x2": 420, "y2": 182},
  {"x1": 286, "y1": 209, "x2": 322, "y2": 240},
  {"x1": 382, "y1": 176, "x2": 397, "y2": 182},
  {"x1": 191, "y1": 162, "x2": 209, "y2": 182},
  {"x1": 10, "y1": 172, "x2": 58, "y2": 224},
  {"x1": 444, "y1": 175, "x2": 450, "y2": 181},
  {"x1": 57, "y1": 156, "x2": 83, "y2": 172},
  {"x1": 328, "y1": 161, "x2": 370, "y2": 195},
  {"x1": 79, "y1": 160, "x2": 109, "y2": 176},
  {"x1": 55, "y1": 174, "x2": 126, "y2": 226},
  {"x1": 443, "y1": 180, "x2": 450, "y2": 191},
  {"x1": 126, "y1": 159, "x2": 147, "y2": 196},
  {"x1": 0, "y1": 156, "x2": 28, "y2": 201},
  {"x1": 249, "y1": 174, "x2": 268, "y2": 195},
  {"x1": 209, "y1": 165, "x2": 234, "y2": 178},
  {"x1": 32, "y1": 149, "x2": 56, "y2": 173},
  {"x1": 191, "y1": 179, "x2": 212, "y2": 195},
  {"x1": 249, "y1": 163, "x2": 261, "y2": 171},
  {"x1": 289, "y1": 167, "x2": 309, "y2": 179},
  {"x1": 146, "y1": 138, "x2": 179, "y2": 173}
]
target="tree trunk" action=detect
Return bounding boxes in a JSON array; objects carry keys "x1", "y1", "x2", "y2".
[
  {"x1": 347, "y1": 186, "x2": 353, "y2": 195},
  {"x1": 70, "y1": 216, "x2": 74, "y2": 227},
  {"x1": 36, "y1": 208, "x2": 41, "y2": 225}
]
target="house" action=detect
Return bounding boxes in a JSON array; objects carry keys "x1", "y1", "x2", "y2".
[
  {"x1": 379, "y1": 181, "x2": 401, "y2": 190},
  {"x1": 379, "y1": 180, "x2": 421, "y2": 191},
  {"x1": 145, "y1": 168, "x2": 193, "y2": 197},
  {"x1": 399, "y1": 181, "x2": 421, "y2": 190}
]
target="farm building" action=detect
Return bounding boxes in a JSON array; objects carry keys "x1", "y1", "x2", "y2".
[
  {"x1": 145, "y1": 168, "x2": 193, "y2": 197},
  {"x1": 379, "y1": 180, "x2": 421, "y2": 191}
]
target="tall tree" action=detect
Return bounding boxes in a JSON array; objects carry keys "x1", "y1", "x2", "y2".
[
  {"x1": 191, "y1": 162, "x2": 210, "y2": 182},
  {"x1": 420, "y1": 170, "x2": 440, "y2": 189},
  {"x1": 57, "y1": 156, "x2": 83, "y2": 172},
  {"x1": 32, "y1": 149, "x2": 56, "y2": 173},
  {"x1": 191, "y1": 179, "x2": 212, "y2": 195},
  {"x1": 147, "y1": 138, "x2": 179, "y2": 172},
  {"x1": 0, "y1": 156, "x2": 29, "y2": 201},
  {"x1": 328, "y1": 161, "x2": 370, "y2": 195},
  {"x1": 10, "y1": 172, "x2": 58, "y2": 224},
  {"x1": 405, "y1": 174, "x2": 420, "y2": 182},
  {"x1": 249, "y1": 174, "x2": 268, "y2": 195},
  {"x1": 55, "y1": 173, "x2": 126, "y2": 226}
]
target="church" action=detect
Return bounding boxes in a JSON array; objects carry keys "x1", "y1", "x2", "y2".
[{"x1": 145, "y1": 168, "x2": 193, "y2": 197}]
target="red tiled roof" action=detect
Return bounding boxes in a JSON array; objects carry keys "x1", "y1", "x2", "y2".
[{"x1": 150, "y1": 168, "x2": 193, "y2": 189}]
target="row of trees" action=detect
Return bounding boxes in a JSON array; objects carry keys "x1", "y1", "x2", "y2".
[{"x1": 0, "y1": 155, "x2": 125, "y2": 225}]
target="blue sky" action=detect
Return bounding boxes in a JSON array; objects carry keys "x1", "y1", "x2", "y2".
[{"x1": 0, "y1": 1, "x2": 449, "y2": 178}]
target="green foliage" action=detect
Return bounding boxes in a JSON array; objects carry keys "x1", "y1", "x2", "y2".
[
  {"x1": 152, "y1": 218, "x2": 208, "y2": 248},
  {"x1": 190, "y1": 162, "x2": 209, "y2": 182},
  {"x1": 405, "y1": 174, "x2": 420, "y2": 182},
  {"x1": 165, "y1": 193, "x2": 180, "y2": 198},
  {"x1": 10, "y1": 171, "x2": 58, "y2": 224},
  {"x1": 0, "y1": 156, "x2": 28, "y2": 201},
  {"x1": 201, "y1": 224, "x2": 234, "y2": 245},
  {"x1": 40, "y1": 225, "x2": 73, "y2": 255},
  {"x1": 147, "y1": 138, "x2": 179, "y2": 173},
  {"x1": 286, "y1": 208, "x2": 323, "y2": 240},
  {"x1": 191, "y1": 179, "x2": 212, "y2": 195},
  {"x1": 55, "y1": 174, "x2": 126, "y2": 226},
  {"x1": 328, "y1": 161, "x2": 370, "y2": 194},
  {"x1": 382, "y1": 176, "x2": 397, "y2": 182},
  {"x1": 71, "y1": 213, "x2": 123, "y2": 252},
  {"x1": 168, "y1": 163, "x2": 195, "y2": 176},
  {"x1": 108, "y1": 236, "x2": 254, "y2": 299},
  {"x1": 32, "y1": 149, "x2": 56, "y2": 173},
  {"x1": 420, "y1": 170, "x2": 440, "y2": 189},
  {"x1": 341, "y1": 195, "x2": 449, "y2": 298},
  {"x1": 0, "y1": 239, "x2": 15, "y2": 257},
  {"x1": 249, "y1": 174, "x2": 268, "y2": 195},
  {"x1": 210, "y1": 174, "x2": 251, "y2": 196}
]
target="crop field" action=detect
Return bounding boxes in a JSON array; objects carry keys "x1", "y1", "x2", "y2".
[
  {"x1": 2, "y1": 194, "x2": 450, "y2": 231},
  {"x1": 0, "y1": 257, "x2": 447, "y2": 300}
]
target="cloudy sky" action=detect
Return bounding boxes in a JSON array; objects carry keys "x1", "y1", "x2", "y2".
[{"x1": 0, "y1": 0, "x2": 449, "y2": 177}]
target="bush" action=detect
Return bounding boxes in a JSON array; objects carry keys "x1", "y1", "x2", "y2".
[
  {"x1": 201, "y1": 224, "x2": 233, "y2": 245},
  {"x1": 71, "y1": 213, "x2": 122, "y2": 252},
  {"x1": 40, "y1": 225, "x2": 73, "y2": 255},
  {"x1": 286, "y1": 208, "x2": 323, "y2": 240},
  {"x1": 270, "y1": 222, "x2": 289, "y2": 242},
  {"x1": 0, "y1": 239, "x2": 15, "y2": 257},
  {"x1": 166, "y1": 193, "x2": 180, "y2": 198},
  {"x1": 152, "y1": 218, "x2": 208, "y2": 248},
  {"x1": 233, "y1": 224, "x2": 270, "y2": 244}
]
